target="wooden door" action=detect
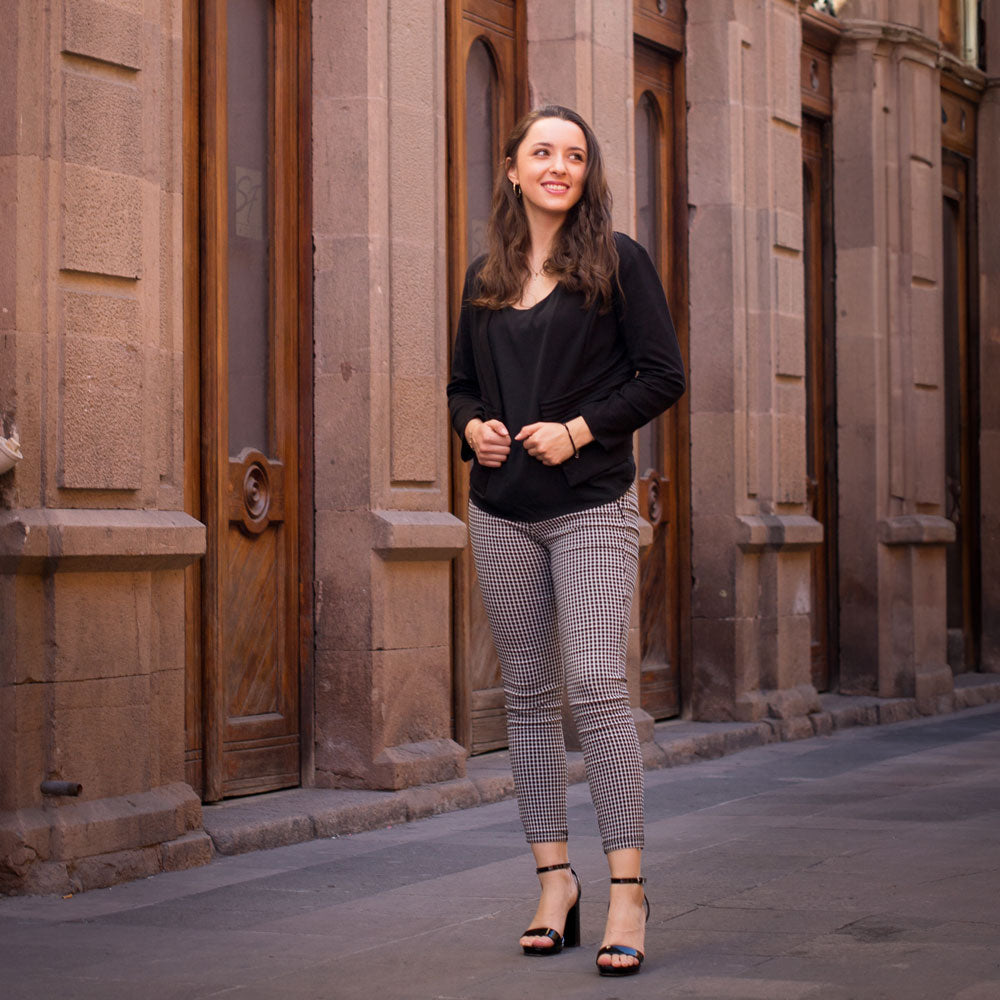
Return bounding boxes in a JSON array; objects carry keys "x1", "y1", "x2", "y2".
[
  {"x1": 447, "y1": 0, "x2": 525, "y2": 753},
  {"x1": 941, "y1": 83, "x2": 981, "y2": 672},
  {"x1": 802, "y1": 115, "x2": 838, "y2": 691},
  {"x1": 633, "y1": 37, "x2": 689, "y2": 719},
  {"x1": 184, "y1": 0, "x2": 310, "y2": 801}
]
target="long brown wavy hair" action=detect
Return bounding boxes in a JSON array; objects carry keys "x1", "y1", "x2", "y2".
[{"x1": 469, "y1": 105, "x2": 619, "y2": 312}]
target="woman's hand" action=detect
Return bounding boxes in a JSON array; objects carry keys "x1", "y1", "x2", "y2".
[
  {"x1": 465, "y1": 418, "x2": 511, "y2": 467},
  {"x1": 516, "y1": 417, "x2": 593, "y2": 466}
]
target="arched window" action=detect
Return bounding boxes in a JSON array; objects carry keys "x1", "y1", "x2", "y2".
[
  {"x1": 634, "y1": 91, "x2": 661, "y2": 268},
  {"x1": 940, "y1": 0, "x2": 981, "y2": 66},
  {"x1": 633, "y1": 29, "x2": 688, "y2": 721},
  {"x1": 464, "y1": 39, "x2": 497, "y2": 261},
  {"x1": 446, "y1": 0, "x2": 526, "y2": 754}
]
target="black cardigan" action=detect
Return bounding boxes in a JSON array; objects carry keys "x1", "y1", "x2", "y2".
[{"x1": 447, "y1": 231, "x2": 685, "y2": 491}]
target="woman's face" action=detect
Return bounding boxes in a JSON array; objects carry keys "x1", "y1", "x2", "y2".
[{"x1": 506, "y1": 117, "x2": 588, "y2": 223}]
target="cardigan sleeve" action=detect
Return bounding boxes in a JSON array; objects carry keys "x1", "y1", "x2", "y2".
[
  {"x1": 446, "y1": 262, "x2": 486, "y2": 462},
  {"x1": 577, "y1": 233, "x2": 685, "y2": 447}
]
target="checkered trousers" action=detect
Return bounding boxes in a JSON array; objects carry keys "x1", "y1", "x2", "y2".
[{"x1": 468, "y1": 486, "x2": 644, "y2": 853}]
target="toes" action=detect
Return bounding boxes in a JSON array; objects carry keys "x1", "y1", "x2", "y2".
[{"x1": 522, "y1": 936, "x2": 553, "y2": 950}]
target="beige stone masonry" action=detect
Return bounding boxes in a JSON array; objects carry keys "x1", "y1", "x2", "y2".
[
  {"x1": 0, "y1": 782, "x2": 205, "y2": 895},
  {"x1": 312, "y1": 0, "x2": 465, "y2": 790},
  {"x1": 0, "y1": 0, "x2": 199, "y2": 895},
  {"x1": 524, "y1": 0, "x2": 649, "y2": 715},
  {"x1": 687, "y1": 0, "x2": 820, "y2": 720},
  {"x1": 834, "y1": 3, "x2": 956, "y2": 704},
  {"x1": 527, "y1": 0, "x2": 634, "y2": 244}
]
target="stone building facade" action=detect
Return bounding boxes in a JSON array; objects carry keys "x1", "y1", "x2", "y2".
[{"x1": 1, "y1": 0, "x2": 996, "y2": 893}]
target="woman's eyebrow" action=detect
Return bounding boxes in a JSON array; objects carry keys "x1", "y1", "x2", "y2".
[{"x1": 530, "y1": 142, "x2": 587, "y2": 154}]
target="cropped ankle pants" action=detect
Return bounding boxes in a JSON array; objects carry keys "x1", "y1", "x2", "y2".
[{"x1": 468, "y1": 486, "x2": 644, "y2": 854}]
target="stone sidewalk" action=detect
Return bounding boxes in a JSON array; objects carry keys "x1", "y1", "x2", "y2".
[
  {"x1": 199, "y1": 674, "x2": 1000, "y2": 859},
  {"x1": 2, "y1": 701, "x2": 1000, "y2": 999}
]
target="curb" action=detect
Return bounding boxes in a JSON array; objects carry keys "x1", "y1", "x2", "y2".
[{"x1": 201, "y1": 675, "x2": 1000, "y2": 858}]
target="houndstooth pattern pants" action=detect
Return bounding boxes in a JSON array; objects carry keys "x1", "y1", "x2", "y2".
[{"x1": 468, "y1": 486, "x2": 644, "y2": 853}]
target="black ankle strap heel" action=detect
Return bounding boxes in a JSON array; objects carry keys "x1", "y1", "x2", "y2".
[
  {"x1": 597, "y1": 876, "x2": 650, "y2": 976},
  {"x1": 521, "y1": 864, "x2": 581, "y2": 955}
]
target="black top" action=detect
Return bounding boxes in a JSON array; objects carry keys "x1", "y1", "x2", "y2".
[
  {"x1": 447, "y1": 232, "x2": 685, "y2": 523},
  {"x1": 472, "y1": 286, "x2": 635, "y2": 521}
]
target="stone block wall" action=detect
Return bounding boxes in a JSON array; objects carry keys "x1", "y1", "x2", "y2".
[
  {"x1": 0, "y1": 0, "x2": 206, "y2": 895},
  {"x1": 311, "y1": 0, "x2": 466, "y2": 790},
  {"x1": 833, "y1": 0, "x2": 955, "y2": 709},
  {"x1": 686, "y1": 0, "x2": 821, "y2": 721}
]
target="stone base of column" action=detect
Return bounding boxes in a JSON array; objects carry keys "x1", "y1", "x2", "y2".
[
  {"x1": 0, "y1": 783, "x2": 211, "y2": 895},
  {"x1": 314, "y1": 738, "x2": 467, "y2": 792}
]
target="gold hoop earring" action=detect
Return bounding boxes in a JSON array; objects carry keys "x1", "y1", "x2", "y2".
[{"x1": 513, "y1": 182, "x2": 522, "y2": 199}]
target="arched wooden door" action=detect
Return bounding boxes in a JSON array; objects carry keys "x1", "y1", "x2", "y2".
[
  {"x1": 800, "y1": 19, "x2": 839, "y2": 693},
  {"x1": 184, "y1": 0, "x2": 312, "y2": 801},
  {"x1": 632, "y1": 6, "x2": 690, "y2": 720},
  {"x1": 446, "y1": 0, "x2": 526, "y2": 753},
  {"x1": 801, "y1": 115, "x2": 837, "y2": 692},
  {"x1": 941, "y1": 81, "x2": 981, "y2": 673}
]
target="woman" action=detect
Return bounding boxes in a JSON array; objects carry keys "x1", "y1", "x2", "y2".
[{"x1": 447, "y1": 106, "x2": 684, "y2": 976}]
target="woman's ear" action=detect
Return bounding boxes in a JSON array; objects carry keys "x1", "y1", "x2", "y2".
[{"x1": 505, "y1": 156, "x2": 517, "y2": 186}]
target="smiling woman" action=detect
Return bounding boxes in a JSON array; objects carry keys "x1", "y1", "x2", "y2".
[{"x1": 448, "y1": 105, "x2": 685, "y2": 976}]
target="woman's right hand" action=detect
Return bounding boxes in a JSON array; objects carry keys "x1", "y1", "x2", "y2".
[{"x1": 465, "y1": 418, "x2": 511, "y2": 467}]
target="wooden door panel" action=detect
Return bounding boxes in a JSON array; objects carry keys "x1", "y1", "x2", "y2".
[
  {"x1": 942, "y1": 137, "x2": 981, "y2": 672},
  {"x1": 802, "y1": 113, "x2": 837, "y2": 692},
  {"x1": 447, "y1": 0, "x2": 524, "y2": 754},
  {"x1": 184, "y1": 0, "x2": 305, "y2": 801},
  {"x1": 634, "y1": 39, "x2": 683, "y2": 720},
  {"x1": 225, "y1": 529, "x2": 282, "y2": 718},
  {"x1": 802, "y1": 116, "x2": 827, "y2": 691}
]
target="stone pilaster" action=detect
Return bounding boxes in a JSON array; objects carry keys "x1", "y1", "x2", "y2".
[
  {"x1": 833, "y1": 3, "x2": 955, "y2": 710},
  {"x1": 687, "y1": 0, "x2": 821, "y2": 722},
  {"x1": 311, "y1": 0, "x2": 466, "y2": 789},
  {"x1": 0, "y1": 0, "x2": 208, "y2": 894},
  {"x1": 524, "y1": 1, "x2": 650, "y2": 724},
  {"x1": 526, "y1": 0, "x2": 635, "y2": 274}
]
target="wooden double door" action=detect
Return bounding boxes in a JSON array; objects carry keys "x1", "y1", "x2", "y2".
[
  {"x1": 633, "y1": 36, "x2": 689, "y2": 720},
  {"x1": 184, "y1": 0, "x2": 311, "y2": 801}
]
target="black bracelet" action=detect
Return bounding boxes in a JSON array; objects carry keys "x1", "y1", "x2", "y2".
[{"x1": 562, "y1": 422, "x2": 579, "y2": 459}]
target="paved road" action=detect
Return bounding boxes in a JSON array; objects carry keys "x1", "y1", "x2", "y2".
[{"x1": 3, "y1": 705, "x2": 1000, "y2": 1000}]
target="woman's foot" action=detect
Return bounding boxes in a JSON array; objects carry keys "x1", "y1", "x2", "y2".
[
  {"x1": 520, "y1": 865, "x2": 580, "y2": 952},
  {"x1": 596, "y1": 880, "x2": 647, "y2": 972}
]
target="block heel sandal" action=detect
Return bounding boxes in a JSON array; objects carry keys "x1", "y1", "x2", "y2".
[
  {"x1": 521, "y1": 863, "x2": 581, "y2": 956},
  {"x1": 596, "y1": 876, "x2": 650, "y2": 976}
]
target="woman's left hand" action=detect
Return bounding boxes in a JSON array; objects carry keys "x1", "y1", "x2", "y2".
[{"x1": 515, "y1": 421, "x2": 577, "y2": 465}]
